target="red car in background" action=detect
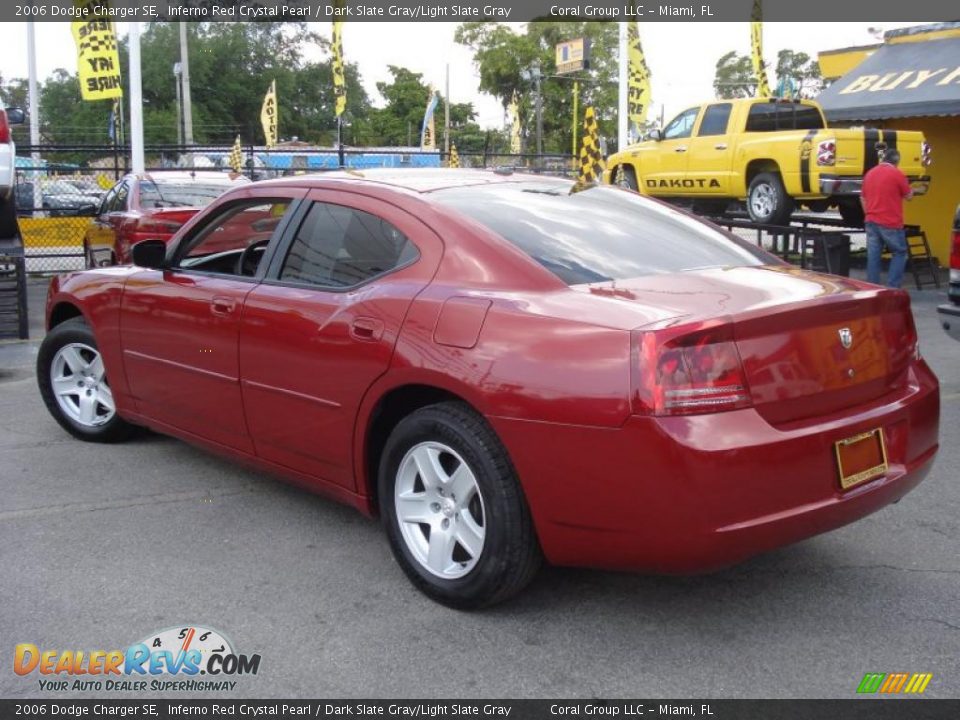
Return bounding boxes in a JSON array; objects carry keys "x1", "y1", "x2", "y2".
[
  {"x1": 83, "y1": 171, "x2": 248, "y2": 267},
  {"x1": 40, "y1": 170, "x2": 939, "y2": 608}
]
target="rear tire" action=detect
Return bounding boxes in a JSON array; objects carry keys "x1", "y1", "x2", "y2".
[
  {"x1": 838, "y1": 200, "x2": 865, "y2": 228},
  {"x1": 747, "y1": 172, "x2": 794, "y2": 225},
  {"x1": 37, "y1": 317, "x2": 137, "y2": 443},
  {"x1": 378, "y1": 402, "x2": 541, "y2": 609}
]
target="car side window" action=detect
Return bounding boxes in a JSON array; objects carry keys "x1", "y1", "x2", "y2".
[
  {"x1": 113, "y1": 182, "x2": 130, "y2": 212},
  {"x1": 99, "y1": 188, "x2": 117, "y2": 215},
  {"x1": 173, "y1": 199, "x2": 291, "y2": 276},
  {"x1": 697, "y1": 103, "x2": 732, "y2": 136},
  {"x1": 278, "y1": 202, "x2": 418, "y2": 289},
  {"x1": 663, "y1": 107, "x2": 699, "y2": 140}
]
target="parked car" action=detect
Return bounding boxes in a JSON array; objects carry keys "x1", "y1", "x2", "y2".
[
  {"x1": 937, "y1": 204, "x2": 960, "y2": 341},
  {"x1": 39, "y1": 170, "x2": 940, "y2": 608},
  {"x1": 83, "y1": 171, "x2": 249, "y2": 266},
  {"x1": 604, "y1": 98, "x2": 932, "y2": 226},
  {"x1": 0, "y1": 102, "x2": 25, "y2": 239},
  {"x1": 40, "y1": 178, "x2": 104, "y2": 217}
]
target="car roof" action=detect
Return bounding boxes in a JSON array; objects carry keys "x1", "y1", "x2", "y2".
[
  {"x1": 135, "y1": 171, "x2": 246, "y2": 185},
  {"x1": 253, "y1": 168, "x2": 573, "y2": 194}
]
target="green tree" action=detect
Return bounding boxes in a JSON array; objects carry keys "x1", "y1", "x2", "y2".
[
  {"x1": 774, "y1": 49, "x2": 824, "y2": 98},
  {"x1": 713, "y1": 51, "x2": 755, "y2": 99},
  {"x1": 455, "y1": 21, "x2": 619, "y2": 154}
]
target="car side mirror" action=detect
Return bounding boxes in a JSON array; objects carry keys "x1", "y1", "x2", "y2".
[
  {"x1": 5, "y1": 107, "x2": 25, "y2": 125},
  {"x1": 131, "y1": 239, "x2": 167, "y2": 269},
  {"x1": 646, "y1": 128, "x2": 663, "y2": 142}
]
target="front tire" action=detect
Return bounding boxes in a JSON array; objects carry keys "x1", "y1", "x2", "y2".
[
  {"x1": 379, "y1": 402, "x2": 541, "y2": 609},
  {"x1": 747, "y1": 172, "x2": 794, "y2": 225},
  {"x1": 37, "y1": 317, "x2": 136, "y2": 443},
  {"x1": 613, "y1": 164, "x2": 638, "y2": 191}
]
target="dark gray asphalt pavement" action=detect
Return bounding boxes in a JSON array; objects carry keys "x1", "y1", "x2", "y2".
[{"x1": 1, "y1": 278, "x2": 957, "y2": 699}]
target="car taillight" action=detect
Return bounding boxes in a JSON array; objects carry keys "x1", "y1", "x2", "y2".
[
  {"x1": 136, "y1": 217, "x2": 182, "y2": 234},
  {"x1": 921, "y1": 141, "x2": 933, "y2": 167},
  {"x1": 0, "y1": 111, "x2": 9, "y2": 143},
  {"x1": 632, "y1": 323, "x2": 752, "y2": 416},
  {"x1": 816, "y1": 139, "x2": 836, "y2": 166}
]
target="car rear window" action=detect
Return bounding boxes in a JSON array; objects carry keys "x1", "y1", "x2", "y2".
[
  {"x1": 431, "y1": 182, "x2": 771, "y2": 285},
  {"x1": 745, "y1": 103, "x2": 824, "y2": 132},
  {"x1": 140, "y1": 180, "x2": 234, "y2": 209}
]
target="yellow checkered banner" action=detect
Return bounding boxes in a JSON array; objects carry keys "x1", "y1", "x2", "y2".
[
  {"x1": 332, "y1": 15, "x2": 347, "y2": 117},
  {"x1": 448, "y1": 143, "x2": 460, "y2": 168},
  {"x1": 577, "y1": 106, "x2": 605, "y2": 185},
  {"x1": 509, "y1": 91, "x2": 521, "y2": 154},
  {"x1": 229, "y1": 135, "x2": 243, "y2": 174},
  {"x1": 71, "y1": 1, "x2": 122, "y2": 101},
  {"x1": 750, "y1": 0, "x2": 772, "y2": 97},
  {"x1": 627, "y1": 21, "x2": 652, "y2": 133},
  {"x1": 260, "y1": 80, "x2": 278, "y2": 148}
]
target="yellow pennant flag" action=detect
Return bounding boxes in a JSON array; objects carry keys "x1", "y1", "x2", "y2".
[
  {"x1": 448, "y1": 143, "x2": 460, "y2": 168},
  {"x1": 229, "y1": 135, "x2": 243, "y2": 174},
  {"x1": 260, "y1": 80, "x2": 278, "y2": 148},
  {"x1": 750, "y1": 0, "x2": 772, "y2": 97},
  {"x1": 71, "y1": 1, "x2": 122, "y2": 101},
  {"x1": 626, "y1": 22, "x2": 652, "y2": 134},
  {"x1": 577, "y1": 106, "x2": 605, "y2": 185},
  {"x1": 332, "y1": 16, "x2": 347, "y2": 117},
  {"x1": 508, "y1": 91, "x2": 521, "y2": 154}
]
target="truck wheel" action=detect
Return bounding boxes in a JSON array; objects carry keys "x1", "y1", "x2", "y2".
[
  {"x1": 837, "y1": 200, "x2": 865, "y2": 228},
  {"x1": 613, "y1": 164, "x2": 638, "y2": 191},
  {"x1": 747, "y1": 172, "x2": 794, "y2": 225}
]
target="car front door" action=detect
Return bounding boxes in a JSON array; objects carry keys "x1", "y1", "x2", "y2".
[
  {"x1": 119, "y1": 187, "x2": 304, "y2": 453},
  {"x1": 643, "y1": 106, "x2": 699, "y2": 195},
  {"x1": 238, "y1": 189, "x2": 442, "y2": 491}
]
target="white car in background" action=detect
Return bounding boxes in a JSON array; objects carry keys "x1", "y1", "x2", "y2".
[{"x1": 0, "y1": 101, "x2": 26, "y2": 200}]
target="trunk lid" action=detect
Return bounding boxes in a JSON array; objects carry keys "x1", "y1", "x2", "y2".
[
  {"x1": 578, "y1": 265, "x2": 917, "y2": 425},
  {"x1": 832, "y1": 128, "x2": 927, "y2": 177}
]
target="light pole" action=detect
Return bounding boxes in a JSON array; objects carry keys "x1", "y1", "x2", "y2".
[
  {"x1": 520, "y1": 63, "x2": 543, "y2": 159},
  {"x1": 179, "y1": 22, "x2": 194, "y2": 145},
  {"x1": 173, "y1": 62, "x2": 183, "y2": 147}
]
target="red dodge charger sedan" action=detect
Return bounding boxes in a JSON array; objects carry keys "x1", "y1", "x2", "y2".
[{"x1": 38, "y1": 170, "x2": 940, "y2": 607}]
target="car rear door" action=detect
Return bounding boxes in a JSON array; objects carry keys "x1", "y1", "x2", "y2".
[
  {"x1": 119, "y1": 187, "x2": 305, "y2": 453},
  {"x1": 238, "y1": 189, "x2": 442, "y2": 491}
]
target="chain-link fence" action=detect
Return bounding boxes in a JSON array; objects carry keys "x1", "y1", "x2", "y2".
[{"x1": 13, "y1": 144, "x2": 575, "y2": 274}]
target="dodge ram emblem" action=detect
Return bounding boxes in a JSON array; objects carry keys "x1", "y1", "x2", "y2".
[{"x1": 838, "y1": 327, "x2": 853, "y2": 349}]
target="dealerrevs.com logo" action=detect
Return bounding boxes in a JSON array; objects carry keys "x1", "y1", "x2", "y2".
[{"x1": 14, "y1": 625, "x2": 261, "y2": 692}]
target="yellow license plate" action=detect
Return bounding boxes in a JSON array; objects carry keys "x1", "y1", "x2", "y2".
[{"x1": 835, "y1": 428, "x2": 888, "y2": 490}]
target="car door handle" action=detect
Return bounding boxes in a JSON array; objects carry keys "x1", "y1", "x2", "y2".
[
  {"x1": 350, "y1": 317, "x2": 384, "y2": 342},
  {"x1": 674, "y1": 146, "x2": 687, "y2": 152},
  {"x1": 714, "y1": 143, "x2": 728, "y2": 150},
  {"x1": 210, "y1": 296, "x2": 236, "y2": 316}
]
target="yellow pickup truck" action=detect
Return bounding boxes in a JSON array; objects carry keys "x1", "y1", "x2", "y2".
[{"x1": 604, "y1": 98, "x2": 931, "y2": 226}]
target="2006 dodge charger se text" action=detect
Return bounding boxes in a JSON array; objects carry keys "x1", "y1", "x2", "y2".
[{"x1": 36, "y1": 170, "x2": 940, "y2": 608}]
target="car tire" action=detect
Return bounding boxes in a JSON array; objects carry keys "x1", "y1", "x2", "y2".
[
  {"x1": 747, "y1": 172, "x2": 794, "y2": 225},
  {"x1": 378, "y1": 401, "x2": 541, "y2": 609},
  {"x1": 37, "y1": 317, "x2": 137, "y2": 443},
  {"x1": 837, "y1": 200, "x2": 865, "y2": 228},
  {"x1": 614, "y1": 164, "x2": 639, "y2": 191}
]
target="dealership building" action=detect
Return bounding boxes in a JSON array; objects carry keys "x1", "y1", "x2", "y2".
[{"x1": 817, "y1": 22, "x2": 960, "y2": 266}]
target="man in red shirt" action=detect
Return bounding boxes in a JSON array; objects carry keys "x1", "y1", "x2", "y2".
[{"x1": 860, "y1": 148, "x2": 913, "y2": 288}]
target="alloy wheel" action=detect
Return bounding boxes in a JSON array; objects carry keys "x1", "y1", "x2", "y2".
[{"x1": 49, "y1": 342, "x2": 115, "y2": 427}]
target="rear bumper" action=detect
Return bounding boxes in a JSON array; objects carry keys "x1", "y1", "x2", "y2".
[
  {"x1": 819, "y1": 174, "x2": 931, "y2": 197},
  {"x1": 491, "y1": 361, "x2": 939, "y2": 573},
  {"x1": 938, "y1": 303, "x2": 960, "y2": 342}
]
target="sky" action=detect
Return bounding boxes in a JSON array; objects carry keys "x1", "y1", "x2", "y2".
[{"x1": 0, "y1": 21, "x2": 923, "y2": 131}]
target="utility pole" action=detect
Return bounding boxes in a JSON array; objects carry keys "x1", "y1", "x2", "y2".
[
  {"x1": 444, "y1": 63, "x2": 450, "y2": 157},
  {"x1": 521, "y1": 63, "x2": 543, "y2": 160},
  {"x1": 572, "y1": 81, "x2": 579, "y2": 159},
  {"x1": 617, "y1": 22, "x2": 628, "y2": 151},
  {"x1": 26, "y1": 21, "x2": 42, "y2": 212},
  {"x1": 173, "y1": 63, "x2": 183, "y2": 146},
  {"x1": 129, "y1": 22, "x2": 145, "y2": 174},
  {"x1": 179, "y1": 22, "x2": 194, "y2": 145}
]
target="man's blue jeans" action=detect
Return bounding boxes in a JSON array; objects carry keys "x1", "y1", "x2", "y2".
[{"x1": 865, "y1": 222, "x2": 907, "y2": 288}]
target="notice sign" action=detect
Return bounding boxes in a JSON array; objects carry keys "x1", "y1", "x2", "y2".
[{"x1": 555, "y1": 37, "x2": 590, "y2": 75}]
